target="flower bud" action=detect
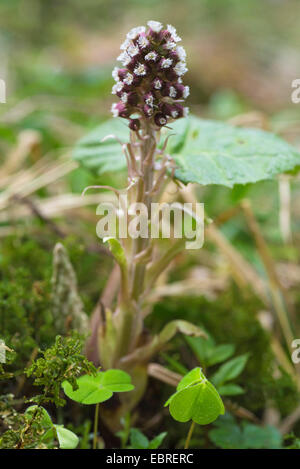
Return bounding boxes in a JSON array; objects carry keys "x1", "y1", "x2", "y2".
[
  {"x1": 152, "y1": 78, "x2": 164, "y2": 91},
  {"x1": 129, "y1": 118, "x2": 141, "y2": 131},
  {"x1": 111, "y1": 102, "x2": 129, "y2": 118},
  {"x1": 143, "y1": 104, "x2": 154, "y2": 117},
  {"x1": 118, "y1": 68, "x2": 128, "y2": 80},
  {"x1": 154, "y1": 112, "x2": 168, "y2": 127},
  {"x1": 162, "y1": 83, "x2": 178, "y2": 99},
  {"x1": 158, "y1": 29, "x2": 172, "y2": 42},
  {"x1": 111, "y1": 21, "x2": 189, "y2": 127},
  {"x1": 144, "y1": 92, "x2": 154, "y2": 107}
]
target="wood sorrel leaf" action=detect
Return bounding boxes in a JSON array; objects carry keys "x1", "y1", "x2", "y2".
[
  {"x1": 54, "y1": 425, "x2": 79, "y2": 449},
  {"x1": 73, "y1": 115, "x2": 300, "y2": 187},
  {"x1": 62, "y1": 369, "x2": 134, "y2": 405},
  {"x1": 165, "y1": 367, "x2": 225, "y2": 425}
]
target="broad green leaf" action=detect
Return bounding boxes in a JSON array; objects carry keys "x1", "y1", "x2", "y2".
[
  {"x1": 167, "y1": 116, "x2": 300, "y2": 187},
  {"x1": 62, "y1": 370, "x2": 134, "y2": 405},
  {"x1": 73, "y1": 119, "x2": 128, "y2": 174},
  {"x1": 165, "y1": 367, "x2": 224, "y2": 425},
  {"x1": 62, "y1": 373, "x2": 112, "y2": 404},
  {"x1": 211, "y1": 354, "x2": 249, "y2": 387},
  {"x1": 73, "y1": 115, "x2": 300, "y2": 187},
  {"x1": 167, "y1": 381, "x2": 225, "y2": 425},
  {"x1": 54, "y1": 425, "x2": 79, "y2": 449},
  {"x1": 218, "y1": 384, "x2": 245, "y2": 396},
  {"x1": 100, "y1": 369, "x2": 135, "y2": 392}
]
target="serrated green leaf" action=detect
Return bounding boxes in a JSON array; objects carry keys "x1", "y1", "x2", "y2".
[
  {"x1": 167, "y1": 116, "x2": 300, "y2": 187},
  {"x1": 211, "y1": 354, "x2": 249, "y2": 387},
  {"x1": 62, "y1": 369, "x2": 134, "y2": 405},
  {"x1": 73, "y1": 115, "x2": 300, "y2": 187}
]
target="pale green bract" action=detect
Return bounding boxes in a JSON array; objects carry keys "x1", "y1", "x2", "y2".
[
  {"x1": 54, "y1": 425, "x2": 79, "y2": 449},
  {"x1": 165, "y1": 367, "x2": 225, "y2": 425},
  {"x1": 73, "y1": 115, "x2": 300, "y2": 187}
]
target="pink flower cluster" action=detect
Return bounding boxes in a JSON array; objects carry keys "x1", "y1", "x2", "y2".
[{"x1": 111, "y1": 21, "x2": 189, "y2": 130}]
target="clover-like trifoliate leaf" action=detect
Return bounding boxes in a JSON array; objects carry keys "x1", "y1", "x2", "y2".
[{"x1": 62, "y1": 369, "x2": 134, "y2": 405}]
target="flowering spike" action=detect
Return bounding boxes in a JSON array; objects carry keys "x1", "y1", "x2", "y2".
[{"x1": 111, "y1": 21, "x2": 189, "y2": 128}]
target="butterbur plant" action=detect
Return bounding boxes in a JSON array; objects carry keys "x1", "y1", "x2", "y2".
[
  {"x1": 74, "y1": 20, "x2": 300, "y2": 437},
  {"x1": 84, "y1": 21, "x2": 206, "y2": 429}
]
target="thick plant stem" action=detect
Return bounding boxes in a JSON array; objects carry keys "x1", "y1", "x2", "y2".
[
  {"x1": 130, "y1": 123, "x2": 156, "y2": 302},
  {"x1": 184, "y1": 421, "x2": 195, "y2": 449},
  {"x1": 112, "y1": 124, "x2": 157, "y2": 362},
  {"x1": 93, "y1": 403, "x2": 99, "y2": 449},
  {"x1": 114, "y1": 305, "x2": 138, "y2": 363}
]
